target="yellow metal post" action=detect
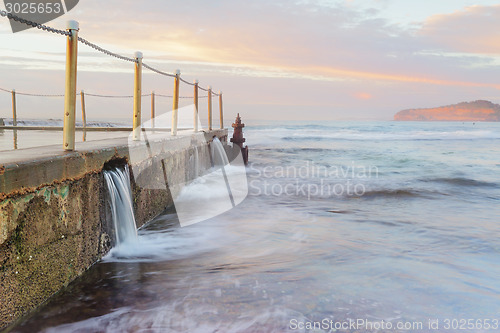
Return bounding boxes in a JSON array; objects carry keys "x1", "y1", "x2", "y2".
[
  {"x1": 151, "y1": 91, "x2": 155, "y2": 129},
  {"x1": 219, "y1": 91, "x2": 223, "y2": 129},
  {"x1": 80, "y1": 90, "x2": 87, "y2": 141},
  {"x1": 171, "y1": 70, "x2": 180, "y2": 136},
  {"x1": 208, "y1": 86, "x2": 212, "y2": 131},
  {"x1": 193, "y1": 80, "x2": 199, "y2": 132},
  {"x1": 132, "y1": 51, "x2": 143, "y2": 141},
  {"x1": 11, "y1": 89, "x2": 17, "y2": 127},
  {"x1": 11, "y1": 88, "x2": 17, "y2": 149},
  {"x1": 63, "y1": 20, "x2": 79, "y2": 151}
]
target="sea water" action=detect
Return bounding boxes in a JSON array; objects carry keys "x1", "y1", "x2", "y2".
[{"x1": 8, "y1": 121, "x2": 500, "y2": 333}]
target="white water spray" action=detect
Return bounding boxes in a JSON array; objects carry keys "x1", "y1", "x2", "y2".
[
  {"x1": 211, "y1": 137, "x2": 230, "y2": 167},
  {"x1": 104, "y1": 165, "x2": 138, "y2": 245},
  {"x1": 193, "y1": 146, "x2": 200, "y2": 177}
]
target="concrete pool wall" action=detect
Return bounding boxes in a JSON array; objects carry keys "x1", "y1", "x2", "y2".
[{"x1": 0, "y1": 129, "x2": 227, "y2": 329}]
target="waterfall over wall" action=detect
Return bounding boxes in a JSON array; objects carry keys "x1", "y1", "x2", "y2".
[
  {"x1": 211, "y1": 137, "x2": 230, "y2": 167},
  {"x1": 0, "y1": 128, "x2": 228, "y2": 329},
  {"x1": 104, "y1": 165, "x2": 138, "y2": 245}
]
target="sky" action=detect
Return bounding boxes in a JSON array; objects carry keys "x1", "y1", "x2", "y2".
[{"x1": 1, "y1": 0, "x2": 500, "y2": 122}]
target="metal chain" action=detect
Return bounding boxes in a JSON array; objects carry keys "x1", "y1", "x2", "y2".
[
  {"x1": 0, "y1": 10, "x2": 70, "y2": 36},
  {"x1": 16, "y1": 91, "x2": 64, "y2": 97},
  {"x1": 0, "y1": 10, "x2": 136, "y2": 63},
  {"x1": 147, "y1": 67, "x2": 220, "y2": 95},
  {"x1": 162, "y1": 70, "x2": 221, "y2": 95},
  {"x1": 157, "y1": 94, "x2": 208, "y2": 99},
  {"x1": 179, "y1": 77, "x2": 195, "y2": 87},
  {"x1": 0, "y1": 87, "x2": 64, "y2": 97},
  {"x1": 1, "y1": 87, "x2": 202, "y2": 99},
  {"x1": 85, "y1": 93, "x2": 133, "y2": 98},
  {"x1": 77, "y1": 37, "x2": 137, "y2": 63},
  {"x1": 155, "y1": 94, "x2": 208, "y2": 99},
  {"x1": 0, "y1": 10, "x2": 223, "y2": 96},
  {"x1": 197, "y1": 86, "x2": 220, "y2": 97},
  {"x1": 142, "y1": 63, "x2": 176, "y2": 78}
]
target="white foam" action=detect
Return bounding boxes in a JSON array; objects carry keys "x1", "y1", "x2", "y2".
[
  {"x1": 41, "y1": 303, "x2": 305, "y2": 333},
  {"x1": 244, "y1": 126, "x2": 500, "y2": 146},
  {"x1": 103, "y1": 217, "x2": 228, "y2": 263}
]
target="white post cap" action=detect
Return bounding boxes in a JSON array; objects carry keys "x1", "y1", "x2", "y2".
[
  {"x1": 208, "y1": 85, "x2": 212, "y2": 90},
  {"x1": 66, "y1": 20, "x2": 79, "y2": 30},
  {"x1": 194, "y1": 79, "x2": 199, "y2": 84},
  {"x1": 175, "y1": 69, "x2": 181, "y2": 75},
  {"x1": 134, "y1": 51, "x2": 143, "y2": 59}
]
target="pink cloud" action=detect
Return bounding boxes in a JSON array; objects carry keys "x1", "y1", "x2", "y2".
[
  {"x1": 3, "y1": 0, "x2": 500, "y2": 121},
  {"x1": 354, "y1": 92, "x2": 373, "y2": 100},
  {"x1": 419, "y1": 5, "x2": 500, "y2": 54}
]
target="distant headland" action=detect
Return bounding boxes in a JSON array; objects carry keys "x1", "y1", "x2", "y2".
[{"x1": 394, "y1": 100, "x2": 500, "y2": 122}]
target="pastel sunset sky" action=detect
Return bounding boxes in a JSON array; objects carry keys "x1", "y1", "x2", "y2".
[{"x1": 1, "y1": 0, "x2": 500, "y2": 122}]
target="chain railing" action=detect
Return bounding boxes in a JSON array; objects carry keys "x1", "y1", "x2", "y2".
[
  {"x1": 77, "y1": 36, "x2": 137, "y2": 63},
  {"x1": 0, "y1": 87, "x2": 212, "y2": 135},
  {"x1": 0, "y1": 9, "x2": 70, "y2": 36},
  {"x1": 0, "y1": 13, "x2": 225, "y2": 151}
]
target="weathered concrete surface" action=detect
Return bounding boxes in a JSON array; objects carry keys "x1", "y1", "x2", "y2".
[
  {"x1": 0, "y1": 129, "x2": 227, "y2": 329},
  {"x1": 0, "y1": 173, "x2": 109, "y2": 330}
]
